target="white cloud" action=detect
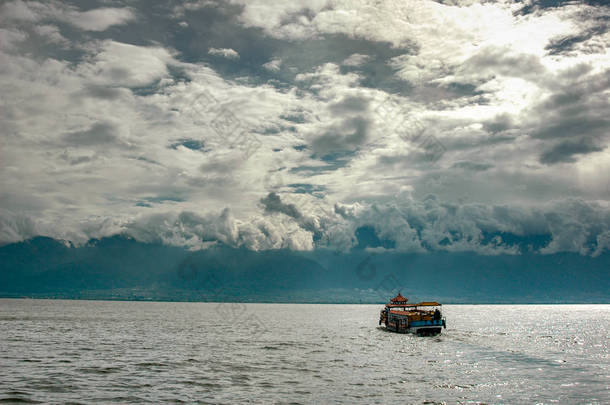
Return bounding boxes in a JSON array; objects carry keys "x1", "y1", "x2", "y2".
[
  {"x1": 233, "y1": 0, "x2": 329, "y2": 40},
  {"x1": 3, "y1": 192, "x2": 608, "y2": 257},
  {"x1": 0, "y1": 0, "x2": 608, "y2": 258},
  {"x1": 263, "y1": 58, "x2": 282, "y2": 72},
  {"x1": 0, "y1": 1, "x2": 135, "y2": 32},
  {"x1": 295, "y1": 63, "x2": 361, "y2": 96},
  {"x1": 0, "y1": 1, "x2": 39, "y2": 22},
  {"x1": 0, "y1": 208, "x2": 41, "y2": 244},
  {"x1": 232, "y1": 0, "x2": 581, "y2": 85},
  {"x1": 33, "y1": 24, "x2": 69, "y2": 46},
  {"x1": 78, "y1": 40, "x2": 174, "y2": 87},
  {"x1": 65, "y1": 7, "x2": 135, "y2": 31},
  {"x1": 342, "y1": 53, "x2": 369, "y2": 66},
  {"x1": 0, "y1": 27, "x2": 27, "y2": 50},
  {"x1": 208, "y1": 47, "x2": 240, "y2": 59}
]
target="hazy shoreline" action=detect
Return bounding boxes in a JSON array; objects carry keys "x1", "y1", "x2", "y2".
[{"x1": 2, "y1": 297, "x2": 609, "y2": 305}]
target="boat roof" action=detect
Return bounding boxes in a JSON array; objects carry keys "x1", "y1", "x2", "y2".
[
  {"x1": 390, "y1": 292, "x2": 408, "y2": 303},
  {"x1": 387, "y1": 303, "x2": 417, "y2": 308},
  {"x1": 417, "y1": 301, "x2": 442, "y2": 306},
  {"x1": 386, "y1": 301, "x2": 442, "y2": 308}
]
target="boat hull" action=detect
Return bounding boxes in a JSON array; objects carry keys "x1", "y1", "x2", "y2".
[{"x1": 385, "y1": 319, "x2": 445, "y2": 336}]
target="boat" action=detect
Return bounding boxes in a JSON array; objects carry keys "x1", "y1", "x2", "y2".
[{"x1": 379, "y1": 293, "x2": 446, "y2": 336}]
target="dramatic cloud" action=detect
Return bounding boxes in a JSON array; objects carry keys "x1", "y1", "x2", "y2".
[
  {"x1": 0, "y1": 0, "x2": 608, "y2": 259},
  {"x1": 0, "y1": 1, "x2": 135, "y2": 31},
  {"x1": 64, "y1": 7, "x2": 135, "y2": 31},
  {"x1": 63, "y1": 122, "x2": 119, "y2": 146},
  {"x1": 80, "y1": 40, "x2": 175, "y2": 87},
  {"x1": 260, "y1": 192, "x2": 302, "y2": 220}
]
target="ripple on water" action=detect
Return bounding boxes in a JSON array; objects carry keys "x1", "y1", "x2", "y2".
[
  {"x1": 77, "y1": 366, "x2": 122, "y2": 374},
  {"x1": 1, "y1": 301, "x2": 608, "y2": 404}
]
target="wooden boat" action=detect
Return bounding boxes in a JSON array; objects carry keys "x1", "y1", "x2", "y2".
[{"x1": 379, "y1": 293, "x2": 446, "y2": 336}]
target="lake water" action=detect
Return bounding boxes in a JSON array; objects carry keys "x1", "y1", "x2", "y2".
[{"x1": 1, "y1": 299, "x2": 608, "y2": 404}]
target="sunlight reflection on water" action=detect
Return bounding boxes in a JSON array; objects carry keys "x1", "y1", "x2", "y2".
[{"x1": 0, "y1": 300, "x2": 608, "y2": 404}]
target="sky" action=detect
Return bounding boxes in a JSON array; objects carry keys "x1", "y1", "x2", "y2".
[{"x1": 0, "y1": 0, "x2": 609, "y2": 257}]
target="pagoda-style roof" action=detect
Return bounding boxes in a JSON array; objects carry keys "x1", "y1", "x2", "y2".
[{"x1": 390, "y1": 292, "x2": 408, "y2": 303}]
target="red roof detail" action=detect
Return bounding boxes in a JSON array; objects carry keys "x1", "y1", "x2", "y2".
[{"x1": 390, "y1": 292, "x2": 408, "y2": 303}]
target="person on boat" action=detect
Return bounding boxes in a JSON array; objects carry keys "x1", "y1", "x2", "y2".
[{"x1": 434, "y1": 308, "x2": 441, "y2": 320}]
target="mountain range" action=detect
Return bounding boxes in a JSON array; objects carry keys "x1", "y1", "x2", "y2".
[{"x1": 1, "y1": 236, "x2": 608, "y2": 303}]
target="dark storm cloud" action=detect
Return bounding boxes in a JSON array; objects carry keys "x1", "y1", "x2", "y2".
[
  {"x1": 263, "y1": 34, "x2": 415, "y2": 96},
  {"x1": 131, "y1": 156, "x2": 162, "y2": 166},
  {"x1": 462, "y1": 47, "x2": 546, "y2": 80},
  {"x1": 143, "y1": 195, "x2": 186, "y2": 204},
  {"x1": 29, "y1": 0, "x2": 414, "y2": 97},
  {"x1": 289, "y1": 157, "x2": 352, "y2": 175},
  {"x1": 544, "y1": 3, "x2": 609, "y2": 55},
  {"x1": 540, "y1": 139, "x2": 605, "y2": 165},
  {"x1": 283, "y1": 35, "x2": 412, "y2": 93},
  {"x1": 328, "y1": 96, "x2": 369, "y2": 114},
  {"x1": 526, "y1": 66, "x2": 610, "y2": 164},
  {"x1": 310, "y1": 96, "x2": 372, "y2": 157},
  {"x1": 515, "y1": 0, "x2": 609, "y2": 16},
  {"x1": 174, "y1": 3, "x2": 284, "y2": 82},
  {"x1": 535, "y1": 65, "x2": 609, "y2": 118},
  {"x1": 60, "y1": 150, "x2": 93, "y2": 166},
  {"x1": 81, "y1": 85, "x2": 126, "y2": 100},
  {"x1": 2, "y1": 0, "x2": 609, "y2": 260},
  {"x1": 142, "y1": 1, "x2": 411, "y2": 91},
  {"x1": 259, "y1": 192, "x2": 322, "y2": 239},
  {"x1": 532, "y1": 118, "x2": 609, "y2": 140},
  {"x1": 451, "y1": 161, "x2": 493, "y2": 171},
  {"x1": 483, "y1": 114, "x2": 513, "y2": 134},
  {"x1": 63, "y1": 122, "x2": 118, "y2": 146},
  {"x1": 546, "y1": 24, "x2": 608, "y2": 56},
  {"x1": 311, "y1": 117, "x2": 370, "y2": 156},
  {"x1": 199, "y1": 154, "x2": 245, "y2": 175},
  {"x1": 260, "y1": 192, "x2": 302, "y2": 220}
]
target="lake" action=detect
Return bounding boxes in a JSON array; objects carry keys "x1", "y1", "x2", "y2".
[{"x1": 1, "y1": 299, "x2": 608, "y2": 404}]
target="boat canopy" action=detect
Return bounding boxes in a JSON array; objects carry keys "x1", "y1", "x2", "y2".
[
  {"x1": 416, "y1": 301, "x2": 442, "y2": 306},
  {"x1": 388, "y1": 310, "x2": 411, "y2": 315}
]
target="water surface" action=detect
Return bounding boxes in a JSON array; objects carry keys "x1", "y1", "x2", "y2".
[{"x1": 1, "y1": 300, "x2": 608, "y2": 404}]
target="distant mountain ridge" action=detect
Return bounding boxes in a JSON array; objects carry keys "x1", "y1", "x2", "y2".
[{"x1": 1, "y1": 236, "x2": 608, "y2": 303}]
